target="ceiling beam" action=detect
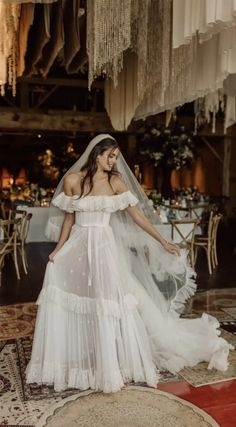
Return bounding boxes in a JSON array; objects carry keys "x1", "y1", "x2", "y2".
[
  {"x1": 0, "y1": 110, "x2": 113, "y2": 133},
  {"x1": 17, "y1": 76, "x2": 104, "y2": 89}
]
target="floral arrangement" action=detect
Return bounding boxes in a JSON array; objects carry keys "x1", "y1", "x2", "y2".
[
  {"x1": 145, "y1": 189, "x2": 162, "y2": 206},
  {"x1": 139, "y1": 125, "x2": 195, "y2": 170}
]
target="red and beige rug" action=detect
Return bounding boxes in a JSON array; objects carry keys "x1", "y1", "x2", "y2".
[{"x1": 0, "y1": 303, "x2": 37, "y2": 342}]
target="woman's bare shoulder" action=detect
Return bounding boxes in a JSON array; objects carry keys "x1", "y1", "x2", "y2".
[
  {"x1": 63, "y1": 172, "x2": 83, "y2": 195},
  {"x1": 65, "y1": 171, "x2": 84, "y2": 181},
  {"x1": 110, "y1": 175, "x2": 129, "y2": 194}
]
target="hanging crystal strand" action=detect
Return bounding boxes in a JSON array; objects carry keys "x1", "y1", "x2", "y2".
[
  {"x1": 134, "y1": 0, "x2": 150, "y2": 100},
  {"x1": 133, "y1": 0, "x2": 173, "y2": 119},
  {"x1": 87, "y1": 0, "x2": 132, "y2": 90},
  {"x1": 8, "y1": 6, "x2": 14, "y2": 89},
  {"x1": 138, "y1": 0, "x2": 171, "y2": 105},
  {"x1": 0, "y1": 4, "x2": 12, "y2": 94},
  {"x1": 0, "y1": 3, "x2": 20, "y2": 96},
  {"x1": 11, "y1": 4, "x2": 20, "y2": 97}
]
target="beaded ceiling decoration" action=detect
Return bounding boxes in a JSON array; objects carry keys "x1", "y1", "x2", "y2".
[
  {"x1": 87, "y1": 0, "x2": 132, "y2": 90},
  {"x1": 0, "y1": 0, "x2": 57, "y2": 96},
  {"x1": 86, "y1": 0, "x2": 171, "y2": 103},
  {"x1": 0, "y1": 2, "x2": 21, "y2": 96}
]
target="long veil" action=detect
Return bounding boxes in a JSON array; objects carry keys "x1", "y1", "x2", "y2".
[{"x1": 45, "y1": 133, "x2": 196, "y2": 316}]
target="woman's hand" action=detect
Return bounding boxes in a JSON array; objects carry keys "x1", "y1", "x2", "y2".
[
  {"x1": 163, "y1": 241, "x2": 180, "y2": 256},
  {"x1": 48, "y1": 251, "x2": 58, "y2": 262}
]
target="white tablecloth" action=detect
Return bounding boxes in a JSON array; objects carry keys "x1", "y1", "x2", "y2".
[
  {"x1": 17, "y1": 206, "x2": 51, "y2": 242},
  {"x1": 16, "y1": 206, "x2": 199, "y2": 244}
]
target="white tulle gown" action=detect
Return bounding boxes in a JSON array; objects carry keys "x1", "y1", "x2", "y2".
[{"x1": 26, "y1": 191, "x2": 233, "y2": 393}]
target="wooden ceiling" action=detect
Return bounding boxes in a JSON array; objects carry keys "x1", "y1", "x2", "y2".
[{"x1": 0, "y1": 0, "x2": 113, "y2": 136}]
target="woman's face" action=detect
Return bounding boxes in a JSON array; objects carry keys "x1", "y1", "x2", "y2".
[{"x1": 97, "y1": 147, "x2": 119, "y2": 172}]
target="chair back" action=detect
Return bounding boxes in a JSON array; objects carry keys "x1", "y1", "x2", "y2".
[
  {"x1": 18, "y1": 213, "x2": 32, "y2": 244},
  {"x1": 171, "y1": 218, "x2": 200, "y2": 267},
  {"x1": 0, "y1": 218, "x2": 20, "y2": 259},
  {"x1": 7, "y1": 209, "x2": 27, "y2": 221},
  {"x1": 206, "y1": 211, "x2": 215, "y2": 241},
  {"x1": 0, "y1": 202, "x2": 6, "y2": 220},
  {"x1": 171, "y1": 218, "x2": 200, "y2": 247},
  {"x1": 212, "y1": 213, "x2": 222, "y2": 243}
]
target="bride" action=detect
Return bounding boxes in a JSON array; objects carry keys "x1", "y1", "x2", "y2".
[{"x1": 26, "y1": 134, "x2": 233, "y2": 393}]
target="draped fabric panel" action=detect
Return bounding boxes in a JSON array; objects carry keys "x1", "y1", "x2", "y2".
[
  {"x1": 24, "y1": 3, "x2": 51, "y2": 76},
  {"x1": 135, "y1": 25, "x2": 236, "y2": 126},
  {"x1": 2, "y1": 0, "x2": 236, "y2": 133},
  {"x1": 88, "y1": 0, "x2": 236, "y2": 131},
  {"x1": 105, "y1": 52, "x2": 138, "y2": 131},
  {"x1": 63, "y1": 0, "x2": 81, "y2": 71},
  {"x1": 0, "y1": 0, "x2": 86, "y2": 93},
  {"x1": 39, "y1": 0, "x2": 64, "y2": 77},
  {"x1": 105, "y1": 19, "x2": 236, "y2": 131},
  {"x1": 0, "y1": 2, "x2": 21, "y2": 95},
  {"x1": 173, "y1": 0, "x2": 236, "y2": 48},
  {"x1": 63, "y1": 1, "x2": 87, "y2": 75},
  {"x1": 17, "y1": 3, "x2": 35, "y2": 76}
]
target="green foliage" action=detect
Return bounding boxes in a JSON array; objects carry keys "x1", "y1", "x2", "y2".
[{"x1": 139, "y1": 125, "x2": 196, "y2": 170}]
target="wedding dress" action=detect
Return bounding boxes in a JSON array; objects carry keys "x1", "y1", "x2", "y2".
[{"x1": 26, "y1": 189, "x2": 233, "y2": 393}]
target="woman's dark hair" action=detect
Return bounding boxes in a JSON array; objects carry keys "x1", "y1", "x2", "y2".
[{"x1": 79, "y1": 137, "x2": 119, "y2": 197}]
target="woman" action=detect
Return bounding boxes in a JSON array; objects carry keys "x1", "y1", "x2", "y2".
[{"x1": 26, "y1": 134, "x2": 233, "y2": 393}]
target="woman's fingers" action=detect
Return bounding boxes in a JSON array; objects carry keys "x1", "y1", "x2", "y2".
[
  {"x1": 48, "y1": 253, "x2": 55, "y2": 262},
  {"x1": 166, "y1": 242, "x2": 180, "y2": 256}
]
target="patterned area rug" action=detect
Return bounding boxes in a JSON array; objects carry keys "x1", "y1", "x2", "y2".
[
  {"x1": 0, "y1": 303, "x2": 37, "y2": 342},
  {"x1": 35, "y1": 386, "x2": 220, "y2": 427},
  {"x1": 16, "y1": 336, "x2": 181, "y2": 401},
  {"x1": 0, "y1": 341, "x2": 6, "y2": 353},
  {"x1": 180, "y1": 329, "x2": 236, "y2": 387},
  {"x1": 0, "y1": 339, "x2": 181, "y2": 426},
  {"x1": 0, "y1": 342, "x2": 62, "y2": 426}
]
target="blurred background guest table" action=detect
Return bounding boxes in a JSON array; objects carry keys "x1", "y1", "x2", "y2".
[{"x1": 16, "y1": 206, "x2": 51, "y2": 242}]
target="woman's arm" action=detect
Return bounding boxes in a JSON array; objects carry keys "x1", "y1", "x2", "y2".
[
  {"x1": 48, "y1": 213, "x2": 75, "y2": 261},
  {"x1": 48, "y1": 174, "x2": 78, "y2": 262},
  {"x1": 111, "y1": 176, "x2": 179, "y2": 256},
  {"x1": 126, "y1": 205, "x2": 180, "y2": 256}
]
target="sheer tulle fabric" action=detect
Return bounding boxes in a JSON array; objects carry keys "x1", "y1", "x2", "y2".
[
  {"x1": 26, "y1": 193, "x2": 159, "y2": 392},
  {"x1": 26, "y1": 192, "x2": 233, "y2": 393}
]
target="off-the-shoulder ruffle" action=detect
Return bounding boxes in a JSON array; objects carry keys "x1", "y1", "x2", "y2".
[{"x1": 52, "y1": 191, "x2": 139, "y2": 213}]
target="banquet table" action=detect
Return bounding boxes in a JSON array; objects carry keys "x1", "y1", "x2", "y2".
[
  {"x1": 16, "y1": 205, "x2": 198, "y2": 244},
  {"x1": 160, "y1": 203, "x2": 209, "y2": 220},
  {"x1": 17, "y1": 206, "x2": 51, "y2": 242}
]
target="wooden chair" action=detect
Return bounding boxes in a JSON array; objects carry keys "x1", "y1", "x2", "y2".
[
  {"x1": 0, "y1": 211, "x2": 32, "y2": 279},
  {"x1": 0, "y1": 201, "x2": 7, "y2": 219},
  {"x1": 16, "y1": 212, "x2": 32, "y2": 274},
  {"x1": 0, "y1": 218, "x2": 21, "y2": 280},
  {"x1": 7, "y1": 208, "x2": 27, "y2": 221},
  {"x1": 171, "y1": 218, "x2": 200, "y2": 267},
  {"x1": 211, "y1": 213, "x2": 223, "y2": 269},
  {"x1": 193, "y1": 212, "x2": 222, "y2": 274},
  {"x1": 7, "y1": 210, "x2": 32, "y2": 274}
]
